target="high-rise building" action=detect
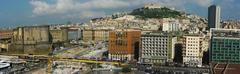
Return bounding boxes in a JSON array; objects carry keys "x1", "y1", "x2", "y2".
[
  {"x1": 140, "y1": 32, "x2": 177, "y2": 64},
  {"x1": 108, "y1": 29, "x2": 141, "y2": 61},
  {"x1": 210, "y1": 28, "x2": 240, "y2": 64},
  {"x1": 208, "y1": 5, "x2": 221, "y2": 28},
  {"x1": 182, "y1": 35, "x2": 206, "y2": 67}
]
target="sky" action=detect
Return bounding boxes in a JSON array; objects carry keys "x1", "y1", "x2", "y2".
[{"x1": 0, "y1": 0, "x2": 239, "y2": 28}]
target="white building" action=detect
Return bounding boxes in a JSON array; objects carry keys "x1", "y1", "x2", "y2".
[
  {"x1": 142, "y1": 25, "x2": 159, "y2": 30},
  {"x1": 140, "y1": 32, "x2": 177, "y2": 64},
  {"x1": 162, "y1": 18, "x2": 182, "y2": 32},
  {"x1": 115, "y1": 15, "x2": 135, "y2": 21},
  {"x1": 144, "y1": 3, "x2": 162, "y2": 9},
  {"x1": 182, "y1": 35, "x2": 205, "y2": 67}
]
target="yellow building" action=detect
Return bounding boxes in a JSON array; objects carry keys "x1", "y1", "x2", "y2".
[
  {"x1": 10, "y1": 25, "x2": 51, "y2": 55},
  {"x1": 0, "y1": 29, "x2": 13, "y2": 52},
  {"x1": 82, "y1": 29, "x2": 94, "y2": 42},
  {"x1": 50, "y1": 29, "x2": 68, "y2": 43},
  {"x1": 0, "y1": 43, "x2": 10, "y2": 52},
  {"x1": 94, "y1": 30, "x2": 110, "y2": 41},
  {"x1": 13, "y1": 26, "x2": 50, "y2": 44},
  {"x1": 0, "y1": 29, "x2": 13, "y2": 40},
  {"x1": 82, "y1": 29, "x2": 111, "y2": 42}
]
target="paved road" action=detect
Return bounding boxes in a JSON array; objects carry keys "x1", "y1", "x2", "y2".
[
  {"x1": 138, "y1": 65, "x2": 210, "y2": 74},
  {"x1": 87, "y1": 70, "x2": 145, "y2": 74}
]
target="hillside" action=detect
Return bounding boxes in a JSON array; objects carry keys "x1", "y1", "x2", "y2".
[
  {"x1": 129, "y1": 7, "x2": 181, "y2": 19},
  {"x1": 86, "y1": 5, "x2": 207, "y2": 31}
]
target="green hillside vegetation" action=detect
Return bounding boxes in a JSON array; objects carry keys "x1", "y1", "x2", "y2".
[{"x1": 130, "y1": 7, "x2": 181, "y2": 19}]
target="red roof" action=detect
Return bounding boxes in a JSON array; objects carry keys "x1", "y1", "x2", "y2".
[{"x1": 211, "y1": 63, "x2": 240, "y2": 74}]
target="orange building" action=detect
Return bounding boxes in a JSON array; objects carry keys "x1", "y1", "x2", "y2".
[
  {"x1": 0, "y1": 29, "x2": 13, "y2": 40},
  {"x1": 0, "y1": 29, "x2": 13, "y2": 52},
  {"x1": 108, "y1": 29, "x2": 141, "y2": 61}
]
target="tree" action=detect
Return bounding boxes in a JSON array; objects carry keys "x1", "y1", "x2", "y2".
[{"x1": 130, "y1": 7, "x2": 181, "y2": 19}]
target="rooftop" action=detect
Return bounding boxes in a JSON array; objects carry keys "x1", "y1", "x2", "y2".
[
  {"x1": 210, "y1": 28, "x2": 240, "y2": 38},
  {"x1": 17, "y1": 25, "x2": 49, "y2": 28},
  {"x1": 113, "y1": 29, "x2": 141, "y2": 32},
  {"x1": 141, "y1": 31, "x2": 175, "y2": 37},
  {"x1": 211, "y1": 63, "x2": 240, "y2": 74}
]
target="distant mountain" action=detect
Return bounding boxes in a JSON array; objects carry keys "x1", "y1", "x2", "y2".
[{"x1": 129, "y1": 7, "x2": 182, "y2": 19}]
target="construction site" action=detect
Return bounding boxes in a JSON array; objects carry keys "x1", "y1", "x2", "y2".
[
  {"x1": 0, "y1": 26, "x2": 126, "y2": 74},
  {"x1": 0, "y1": 41, "x2": 124, "y2": 74}
]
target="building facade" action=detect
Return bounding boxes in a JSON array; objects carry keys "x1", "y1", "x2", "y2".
[
  {"x1": 140, "y1": 32, "x2": 177, "y2": 64},
  {"x1": 208, "y1": 5, "x2": 221, "y2": 28},
  {"x1": 94, "y1": 30, "x2": 110, "y2": 41},
  {"x1": 182, "y1": 35, "x2": 205, "y2": 66},
  {"x1": 108, "y1": 29, "x2": 141, "y2": 61},
  {"x1": 210, "y1": 29, "x2": 240, "y2": 64},
  {"x1": 82, "y1": 29, "x2": 94, "y2": 42},
  {"x1": 50, "y1": 28, "x2": 68, "y2": 43},
  {"x1": 0, "y1": 29, "x2": 13, "y2": 40},
  {"x1": 0, "y1": 29, "x2": 13, "y2": 52},
  {"x1": 13, "y1": 26, "x2": 50, "y2": 44},
  {"x1": 82, "y1": 29, "x2": 111, "y2": 42},
  {"x1": 67, "y1": 28, "x2": 83, "y2": 41},
  {"x1": 0, "y1": 43, "x2": 10, "y2": 52},
  {"x1": 144, "y1": 3, "x2": 162, "y2": 9},
  {"x1": 162, "y1": 19, "x2": 181, "y2": 32},
  {"x1": 11, "y1": 26, "x2": 51, "y2": 55}
]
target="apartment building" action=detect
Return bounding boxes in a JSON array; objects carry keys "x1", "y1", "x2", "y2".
[
  {"x1": 182, "y1": 35, "x2": 205, "y2": 67},
  {"x1": 140, "y1": 32, "x2": 177, "y2": 64}
]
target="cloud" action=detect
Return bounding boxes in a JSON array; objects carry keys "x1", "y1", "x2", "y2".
[
  {"x1": 30, "y1": 0, "x2": 76, "y2": 15},
  {"x1": 80, "y1": 11, "x2": 106, "y2": 18},
  {"x1": 30, "y1": 0, "x2": 51, "y2": 15},
  {"x1": 30, "y1": 0, "x2": 128, "y2": 15},
  {"x1": 191, "y1": 0, "x2": 213, "y2": 7},
  {"x1": 30, "y1": 0, "x2": 214, "y2": 19},
  {"x1": 79, "y1": 0, "x2": 130, "y2": 9}
]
